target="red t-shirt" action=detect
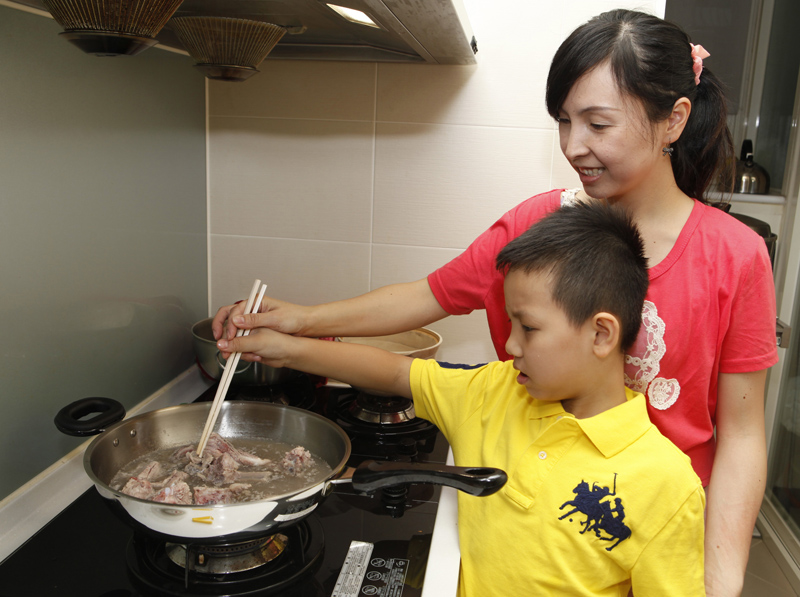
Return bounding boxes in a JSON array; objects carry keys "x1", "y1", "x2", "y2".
[{"x1": 428, "y1": 190, "x2": 779, "y2": 484}]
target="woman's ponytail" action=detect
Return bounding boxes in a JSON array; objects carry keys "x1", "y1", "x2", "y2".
[{"x1": 672, "y1": 67, "x2": 735, "y2": 202}]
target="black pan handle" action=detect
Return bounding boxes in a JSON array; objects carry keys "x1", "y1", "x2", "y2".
[
  {"x1": 351, "y1": 460, "x2": 507, "y2": 497},
  {"x1": 54, "y1": 397, "x2": 126, "y2": 437}
]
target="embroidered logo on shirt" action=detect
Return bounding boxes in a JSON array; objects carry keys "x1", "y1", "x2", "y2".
[
  {"x1": 624, "y1": 300, "x2": 681, "y2": 410},
  {"x1": 558, "y1": 474, "x2": 631, "y2": 551}
]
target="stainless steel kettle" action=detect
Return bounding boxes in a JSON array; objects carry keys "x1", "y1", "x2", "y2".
[{"x1": 734, "y1": 139, "x2": 770, "y2": 194}]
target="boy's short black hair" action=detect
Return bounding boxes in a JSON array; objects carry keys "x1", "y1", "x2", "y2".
[{"x1": 496, "y1": 202, "x2": 648, "y2": 351}]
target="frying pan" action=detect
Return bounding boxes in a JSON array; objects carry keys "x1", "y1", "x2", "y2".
[{"x1": 55, "y1": 398, "x2": 506, "y2": 543}]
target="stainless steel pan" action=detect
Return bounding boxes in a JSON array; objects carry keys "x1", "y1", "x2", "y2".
[{"x1": 55, "y1": 398, "x2": 506, "y2": 543}]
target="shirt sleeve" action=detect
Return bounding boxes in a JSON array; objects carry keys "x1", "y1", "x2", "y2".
[
  {"x1": 630, "y1": 486, "x2": 706, "y2": 596},
  {"x1": 428, "y1": 191, "x2": 562, "y2": 316},
  {"x1": 410, "y1": 359, "x2": 493, "y2": 441},
  {"x1": 719, "y1": 239, "x2": 778, "y2": 373}
]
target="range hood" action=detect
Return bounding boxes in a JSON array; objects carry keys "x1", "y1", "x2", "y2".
[{"x1": 5, "y1": 0, "x2": 477, "y2": 64}]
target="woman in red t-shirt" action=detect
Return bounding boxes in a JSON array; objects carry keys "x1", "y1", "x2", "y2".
[{"x1": 214, "y1": 10, "x2": 777, "y2": 596}]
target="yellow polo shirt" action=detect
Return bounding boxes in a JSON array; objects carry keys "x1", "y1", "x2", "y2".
[{"x1": 410, "y1": 359, "x2": 705, "y2": 597}]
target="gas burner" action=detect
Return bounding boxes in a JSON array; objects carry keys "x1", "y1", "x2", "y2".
[
  {"x1": 127, "y1": 517, "x2": 324, "y2": 596},
  {"x1": 321, "y1": 389, "x2": 441, "y2": 468},
  {"x1": 166, "y1": 534, "x2": 288, "y2": 574},
  {"x1": 335, "y1": 394, "x2": 437, "y2": 441},
  {"x1": 348, "y1": 391, "x2": 415, "y2": 424},
  {"x1": 197, "y1": 374, "x2": 317, "y2": 410}
]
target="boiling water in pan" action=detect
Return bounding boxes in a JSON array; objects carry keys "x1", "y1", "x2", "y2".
[{"x1": 110, "y1": 439, "x2": 333, "y2": 504}]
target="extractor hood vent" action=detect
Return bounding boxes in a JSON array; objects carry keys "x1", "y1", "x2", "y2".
[
  {"x1": 39, "y1": 0, "x2": 183, "y2": 56},
  {"x1": 171, "y1": 16, "x2": 287, "y2": 81},
  {"x1": 11, "y1": 0, "x2": 477, "y2": 64}
]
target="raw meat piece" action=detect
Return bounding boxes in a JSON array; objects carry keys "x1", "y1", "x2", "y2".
[
  {"x1": 201, "y1": 452, "x2": 240, "y2": 486},
  {"x1": 119, "y1": 460, "x2": 163, "y2": 499},
  {"x1": 151, "y1": 470, "x2": 192, "y2": 504},
  {"x1": 204, "y1": 434, "x2": 272, "y2": 467},
  {"x1": 193, "y1": 483, "x2": 251, "y2": 505},
  {"x1": 170, "y1": 444, "x2": 195, "y2": 462},
  {"x1": 282, "y1": 447, "x2": 313, "y2": 475},
  {"x1": 137, "y1": 461, "x2": 162, "y2": 480},
  {"x1": 152, "y1": 481, "x2": 192, "y2": 504},
  {"x1": 184, "y1": 451, "x2": 214, "y2": 476},
  {"x1": 121, "y1": 477, "x2": 154, "y2": 500},
  {"x1": 154, "y1": 470, "x2": 189, "y2": 488}
]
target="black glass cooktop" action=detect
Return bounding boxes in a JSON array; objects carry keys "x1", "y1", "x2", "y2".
[{"x1": 0, "y1": 381, "x2": 449, "y2": 597}]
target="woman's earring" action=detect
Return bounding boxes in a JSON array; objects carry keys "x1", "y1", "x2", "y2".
[{"x1": 662, "y1": 142, "x2": 673, "y2": 157}]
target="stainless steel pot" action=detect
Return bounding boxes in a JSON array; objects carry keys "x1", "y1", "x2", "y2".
[
  {"x1": 192, "y1": 317, "x2": 301, "y2": 386},
  {"x1": 55, "y1": 398, "x2": 507, "y2": 543}
]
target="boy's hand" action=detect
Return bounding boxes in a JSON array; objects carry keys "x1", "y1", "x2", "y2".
[{"x1": 216, "y1": 327, "x2": 295, "y2": 367}]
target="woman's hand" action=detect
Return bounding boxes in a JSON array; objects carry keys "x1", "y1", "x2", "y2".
[
  {"x1": 212, "y1": 295, "x2": 311, "y2": 358},
  {"x1": 212, "y1": 278, "x2": 448, "y2": 359}
]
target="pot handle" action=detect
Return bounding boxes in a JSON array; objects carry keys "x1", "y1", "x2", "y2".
[
  {"x1": 54, "y1": 397, "x2": 126, "y2": 437},
  {"x1": 350, "y1": 460, "x2": 507, "y2": 497}
]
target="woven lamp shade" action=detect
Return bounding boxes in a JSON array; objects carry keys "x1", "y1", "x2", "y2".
[
  {"x1": 42, "y1": 0, "x2": 184, "y2": 56},
  {"x1": 171, "y1": 17, "x2": 286, "y2": 82}
]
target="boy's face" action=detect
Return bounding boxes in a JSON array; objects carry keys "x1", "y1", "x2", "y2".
[{"x1": 504, "y1": 268, "x2": 596, "y2": 403}]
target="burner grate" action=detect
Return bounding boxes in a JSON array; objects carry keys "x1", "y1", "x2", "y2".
[
  {"x1": 127, "y1": 517, "x2": 324, "y2": 596},
  {"x1": 165, "y1": 533, "x2": 289, "y2": 574}
]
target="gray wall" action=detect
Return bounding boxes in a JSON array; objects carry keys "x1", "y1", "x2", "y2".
[
  {"x1": 665, "y1": 0, "x2": 752, "y2": 115},
  {"x1": 0, "y1": 7, "x2": 207, "y2": 500}
]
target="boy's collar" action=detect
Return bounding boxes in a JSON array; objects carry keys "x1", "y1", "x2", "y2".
[{"x1": 529, "y1": 389, "x2": 651, "y2": 458}]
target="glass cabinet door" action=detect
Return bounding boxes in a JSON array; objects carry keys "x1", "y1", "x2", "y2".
[{"x1": 767, "y1": 285, "x2": 800, "y2": 553}]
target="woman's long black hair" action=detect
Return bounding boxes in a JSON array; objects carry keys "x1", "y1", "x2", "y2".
[{"x1": 546, "y1": 9, "x2": 734, "y2": 203}]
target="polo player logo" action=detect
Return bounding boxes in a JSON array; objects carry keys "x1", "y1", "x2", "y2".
[{"x1": 558, "y1": 473, "x2": 631, "y2": 551}]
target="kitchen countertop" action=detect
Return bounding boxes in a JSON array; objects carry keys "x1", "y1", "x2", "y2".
[
  {"x1": 420, "y1": 455, "x2": 460, "y2": 597},
  {"x1": 0, "y1": 365, "x2": 462, "y2": 596},
  {"x1": 0, "y1": 367, "x2": 212, "y2": 563}
]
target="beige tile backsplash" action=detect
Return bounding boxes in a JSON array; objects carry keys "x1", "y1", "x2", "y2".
[
  {"x1": 211, "y1": 235, "x2": 372, "y2": 309},
  {"x1": 373, "y1": 122, "x2": 555, "y2": 248},
  {"x1": 207, "y1": 0, "x2": 663, "y2": 363},
  {"x1": 209, "y1": 117, "x2": 374, "y2": 242},
  {"x1": 209, "y1": 60, "x2": 377, "y2": 121}
]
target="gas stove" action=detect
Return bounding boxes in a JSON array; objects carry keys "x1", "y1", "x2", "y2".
[{"x1": 0, "y1": 371, "x2": 451, "y2": 597}]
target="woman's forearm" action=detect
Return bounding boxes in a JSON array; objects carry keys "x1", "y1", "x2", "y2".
[
  {"x1": 302, "y1": 278, "x2": 449, "y2": 337},
  {"x1": 704, "y1": 370, "x2": 768, "y2": 597},
  {"x1": 704, "y1": 434, "x2": 765, "y2": 596}
]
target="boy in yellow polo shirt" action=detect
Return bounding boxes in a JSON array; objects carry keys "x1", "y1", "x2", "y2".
[{"x1": 219, "y1": 202, "x2": 705, "y2": 596}]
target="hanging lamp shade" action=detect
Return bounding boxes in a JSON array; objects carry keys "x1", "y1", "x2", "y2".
[
  {"x1": 170, "y1": 17, "x2": 286, "y2": 82},
  {"x1": 41, "y1": 0, "x2": 184, "y2": 56}
]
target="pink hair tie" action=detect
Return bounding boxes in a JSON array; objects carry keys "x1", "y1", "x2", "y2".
[{"x1": 690, "y1": 43, "x2": 710, "y2": 85}]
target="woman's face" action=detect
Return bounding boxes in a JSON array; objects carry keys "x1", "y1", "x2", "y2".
[{"x1": 557, "y1": 62, "x2": 666, "y2": 202}]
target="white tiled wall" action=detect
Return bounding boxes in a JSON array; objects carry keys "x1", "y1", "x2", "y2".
[{"x1": 207, "y1": 0, "x2": 663, "y2": 364}]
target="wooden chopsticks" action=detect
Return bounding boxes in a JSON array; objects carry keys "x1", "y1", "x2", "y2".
[{"x1": 197, "y1": 279, "x2": 267, "y2": 457}]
